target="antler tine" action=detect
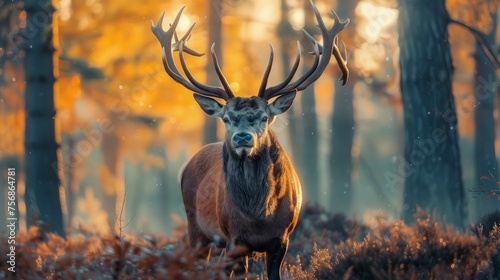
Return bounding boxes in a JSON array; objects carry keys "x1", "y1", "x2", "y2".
[
  {"x1": 161, "y1": 48, "x2": 228, "y2": 99},
  {"x1": 303, "y1": 27, "x2": 349, "y2": 86},
  {"x1": 151, "y1": 7, "x2": 232, "y2": 101},
  {"x1": 175, "y1": 23, "x2": 205, "y2": 57},
  {"x1": 210, "y1": 44, "x2": 234, "y2": 99},
  {"x1": 266, "y1": 41, "x2": 321, "y2": 100},
  {"x1": 341, "y1": 40, "x2": 347, "y2": 61},
  {"x1": 258, "y1": 43, "x2": 275, "y2": 98},
  {"x1": 295, "y1": 1, "x2": 349, "y2": 89},
  {"x1": 161, "y1": 48, "x2": 189, "y2": 86},
  {"x1": 177, "y1": 41, "x2": 231, "y2": 99},
  {"x1": 151, "y1": 10, "x2": 167, "y2": 46},
  {"x1": 329, "y1": 8, "x2": 350, "y2": 85},
  {"x1": 303, "y1": 29, "x2": 323, "y2": 54},
  {"x1": 262, "y1": 41, "x2": 302, "y2": 98},
  {"x1": 260, "y1": 0, "x2": 350, "y2": 100},
  {"x1": 334, "y1": 40, "x2": 349, "y2": 85}
]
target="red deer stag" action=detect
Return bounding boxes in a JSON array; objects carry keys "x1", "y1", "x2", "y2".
[{"x1": 151, "y1": 1, "x2": 349, "y2": 279}]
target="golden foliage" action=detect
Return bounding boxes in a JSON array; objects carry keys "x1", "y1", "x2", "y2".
[{"x1": 74, "y1": 188, "x2": 109, "y2": 233}]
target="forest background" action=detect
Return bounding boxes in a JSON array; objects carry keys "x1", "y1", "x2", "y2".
[{"x1": 0, "y1": 0, "x2": 499, "y2": 237}]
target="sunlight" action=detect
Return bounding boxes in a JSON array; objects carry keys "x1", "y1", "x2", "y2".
[
  {"x1": 289, "y1": 8, "x2": 304, "y2": 30},
  {"x1": 85, "y1": 0, "x2": 103, "y2": 16},
  {"x1": 354, "y1": 42, "x2": 386, "y2": 74},
  {"x1": 59, "y1": 0, "x2": 72, "y2": 22},
  {"x1": 354, "y1": 1, "x2": 398, "y2": 76},
  {"x1": 230, "y1": 81, "x2": 240, "y2": 93},
  {"x1": 356, "y1": 1, "x2": 398, "y2": 43},
  {"x1": 161, "y1": 9, "x2": 193, "y2": 36}
]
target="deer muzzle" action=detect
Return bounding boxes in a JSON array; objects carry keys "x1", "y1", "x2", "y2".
[{"x1": 232, "y1": 132, "x2": 255, "y2": 156}]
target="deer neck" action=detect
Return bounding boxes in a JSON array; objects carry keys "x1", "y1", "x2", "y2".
[{"x1": 222, "y1": 130, "x2": 282, "y2": 219}]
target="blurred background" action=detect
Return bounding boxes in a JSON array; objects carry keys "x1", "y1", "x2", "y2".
[{"x1": 0, "y1": 0, "x2": 499, "y2": 237}]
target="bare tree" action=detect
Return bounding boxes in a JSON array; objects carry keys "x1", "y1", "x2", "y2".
[
  {"x1": 398, "y1": 0, "x2": 466, "y2": 228},
  {"x1": 61, "y1": 133, "x2": 76, "y2": 228},
  {"x1": 399, "y1": 0, "x2": 499, "y2": 228},
  {"x1": 100, "y1": 128, "x2": 120, "y2": 230},
  {"x1": 472, "y1": 6, "x2": 498, "y2": 219},
  {"x1": 24, "y1": 0, "x2": 65, "y2": 237},
  {"x1": 299, "y1": 0, "x2": 320, "y2": 203},
  {"x1": 277, "y1": 0, "x2": 304, "y2": 169},
  {"x1": 329, "y1": 0, "x2": 358, "y2": 214},
  {"x1": 203, "y1": 0, "x2": 223, "y2": 144}
]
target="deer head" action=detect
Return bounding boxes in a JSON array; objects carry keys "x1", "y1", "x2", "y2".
[
  {"x1": 151, "y1": 0, "x2": 349, "y2": 157},
  {"x1": 193, "y1": 94, "x2": 296, "y2": 156}
]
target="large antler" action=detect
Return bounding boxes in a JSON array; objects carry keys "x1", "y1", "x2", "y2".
[
  {"x1": 151, "y1": 7, "x2": 234, "y2": 101},
  {"x1": 258, "y1": 0, "x2": 349, "y2": 100}
]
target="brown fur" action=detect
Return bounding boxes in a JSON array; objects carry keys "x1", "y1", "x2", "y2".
[{"x1": 181, "y1": 130, "x2": 302, "y2": 280}]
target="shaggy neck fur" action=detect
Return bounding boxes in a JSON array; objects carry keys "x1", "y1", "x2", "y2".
[{"x1": 222, "y1": 129, "x2": 284, "y2": 219}]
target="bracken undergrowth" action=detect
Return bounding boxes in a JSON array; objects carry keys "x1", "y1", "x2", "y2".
[{"x1": 2, "y1": 205, "x2": 500, "y2": 280}]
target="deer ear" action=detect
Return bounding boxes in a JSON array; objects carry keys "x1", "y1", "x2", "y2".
[
  {"x1": 268, "y1": 91, "x2": 296, "y2": 116},
  {"x1": 193, "y1": 94, "x2": 225, "y2": 118}
]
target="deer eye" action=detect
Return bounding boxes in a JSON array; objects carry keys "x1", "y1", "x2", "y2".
[
  {"x1": 262, "y1": 116, "x2": 268, "y2": 122},
  {"x1": 222, "y1": 117, "x2": 230, "y2": 123}
]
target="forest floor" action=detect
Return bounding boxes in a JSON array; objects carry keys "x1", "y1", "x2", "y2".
[{"x1": 1, "y1": 205, "x2": 500, "y2": 279}]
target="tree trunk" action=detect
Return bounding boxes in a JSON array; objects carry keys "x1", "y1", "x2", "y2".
[
  {"x1": 203, "y1": 0, "x2": 223, "y2": 144},
  {"x1": 329, "y1": 81, "x2": 354, "y2": 213},
  {"x1": 328, "y1": 0, "x2": 356, "y2": 214},
  {"x1": 0, "y1": 1, "x2": 24, "y2": 85},
  {"x1": 398, "y1": 0, "x2": 466, "y2": 228},
  {"x1": 473, "y1": 11, "x2": 498, "y2": 219},
  {"x1": 24, "y1": 0, "x2": 65, "y2": 237},
  {"x1": 0, "y1": 1, "x2": 13, "y2": 87},
  {"x1": 299, "y1": 0, "x2": 320, "y2": 204},
  {"x1": 301, "y1": 84, "x2": 320, "y2": 203},
  {"x1": 277, "y1": 0, "x2": 303, "y2": 168},
  {"x1": 101, "y1": 130, "x2": 120, "y2": 231},
  {"x1": 157, "y1": 146, "x2": 172, "y2": 232},
  {"x1": 61, "y1": 133, "x2": 76, "y2": 228}
]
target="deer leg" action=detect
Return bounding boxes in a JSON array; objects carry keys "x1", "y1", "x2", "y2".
[
  {"x1": 266, "y1": 239, "x2": 288, "y2": 280},
  {"x1": 185, "y1": 211, "x2": 211, "y2": 248},
  {"x1": 226, "y1": 239, "x2": 249, "y2": 278},
  {"x1": 234, "y1": 254, "x2": 249, "y2": 279},
  {"x1": 227, "y1": 255, "x2": 249, "y2": 279}
]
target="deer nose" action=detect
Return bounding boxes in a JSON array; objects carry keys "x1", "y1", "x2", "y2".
[{"x1": 233, "y1": 132, "x2": 253, "y2": 146}]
